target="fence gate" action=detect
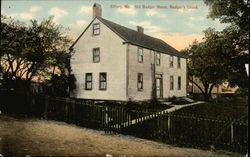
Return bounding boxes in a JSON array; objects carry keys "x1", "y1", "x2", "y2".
[{"x1": 102, "y1": 106, "x2": 132, "y2": 134}]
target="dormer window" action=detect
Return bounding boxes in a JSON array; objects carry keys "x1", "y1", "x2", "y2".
[{"x1": 93, "y1": 23, "x2": 100, "y2": 35}]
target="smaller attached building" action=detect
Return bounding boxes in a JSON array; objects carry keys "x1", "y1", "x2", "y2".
[{"x1": 70, "y1": 4, "x2": 187, "y2": 101}]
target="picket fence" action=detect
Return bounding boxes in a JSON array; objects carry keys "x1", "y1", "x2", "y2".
[{"x1": 0, "y1": 90, "x2": 248, "y2": 153}]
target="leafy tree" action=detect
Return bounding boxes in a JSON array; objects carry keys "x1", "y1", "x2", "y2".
[
  {"x1": 204, "y1": 0, "x2": 249, "y2": 33},
  {"x1": 204, "y1": 0, "x2": 249, "y2": 89},
  {"x1": 183, "y1": 28, "x2": 248, "y2": 100},
  {"x1": 0, "y1": 15, "x2": 72, "y2": 91},
  {"x1": 45, "y1": 73, "x2": 76, "y2": 97}
]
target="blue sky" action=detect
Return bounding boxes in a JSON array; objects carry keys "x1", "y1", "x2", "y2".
[{"x1": 2, "y1": 0, "x2": 228, "y2": 50}]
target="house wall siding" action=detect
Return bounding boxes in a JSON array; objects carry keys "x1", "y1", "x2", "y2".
[
  {"x1": 70, "y1": 18, "x2": 127, "y2": 101},
  {"x1": 127, "y1": 45, "x2": 153, "y2": 101},
  {"x1": 157, "y1": 55, "x2": 187, "y2": 98},
  {"x1": 127, "y1": 44, "x2": 187, "y2": 101}
]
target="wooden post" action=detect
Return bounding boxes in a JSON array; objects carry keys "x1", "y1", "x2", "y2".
[
  {"x1": 167, "y1": 115, "x2": 171, "y2": 132},
  {"x1": 64, "y1": 99, "x2": 68, "y2": 121},
  {"x1": 230, "y1": 123, "x2": 234, "y2": 143},
  {"x1": 44, "y1": 95, "x2": 49, "y2": 119}
]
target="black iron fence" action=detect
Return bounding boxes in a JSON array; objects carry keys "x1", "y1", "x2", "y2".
[{"x1": 0, "y1": 90, "x2": 247, "y2": 153}]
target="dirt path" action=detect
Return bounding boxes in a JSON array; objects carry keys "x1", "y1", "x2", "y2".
[
  {"x1": 114, "y1": 101, "x2": 204, "y2": 128},
  {"x1": 0, "y1": 114, "x2": 232, "y2": 157}
]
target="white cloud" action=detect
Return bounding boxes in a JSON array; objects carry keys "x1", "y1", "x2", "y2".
[
  {"x1": 117, "y1": 6, "x2": 136, "y2": 15},
  {"x1": 129, "y1": 21, "x2": 162, "y2": 33},
  {"x1": 69, "y1": 20, "x2": 88, "y2": 39},
  {"x1": 48, "y1": 7, "x2": 68, "y2": 22},
  {"x1": 189, "y1": 16, "x2": 205, "y2": 21},
  {"x1": 214, "y1": 19, "x2": 222, "y2": 25},
  {"x1": 146, "y1": 10, "x2": 157, "y2": 16},
  {"x1": 20, "y1": 12, "x2": 33, "y2": 20},
  {"x1": 155, "y1": 33, "x2": 204, "y2": 50},
  {"x1": 178, "y1": 8, "x2": 185, "y2": 14},
  {"x1": 69, "y1": 20, "x2": 87, "y2": 29},
  {"x1": 30, "y1": 6, "x2": 42, "y2": 13},
  {"x1": 186, "y1": 22, "x2": 195, "y2": 28},
  {"x1": 6, "y1": 6, "x2": 42, "y2": 20},
  {"x1": 157, "y1": 14, "x2": 167, "y2": 18},
  {"x1": 178, "y1": 7, "x2": 196, "y2": 15},
  {"x1": 79, "y1": 6, "x2": 92, "y2": 14},
  {"x1": 145, "y1": 10, "x2": 167, "y2": 18},
  {"x1": 8, "y1": 13, "x2": 18, "y2": 18},
  {"x1": 10, "y1": 6, "x2": 42, "y2": 20}
]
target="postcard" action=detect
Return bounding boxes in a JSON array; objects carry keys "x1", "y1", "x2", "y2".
[{"x1": 0, "y1": 0, "x2": 248, "y2": 156}]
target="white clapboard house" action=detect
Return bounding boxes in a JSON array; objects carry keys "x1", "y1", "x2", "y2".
[{"x1": 70, "y1": 3, "x2": 187, "y2": 101}]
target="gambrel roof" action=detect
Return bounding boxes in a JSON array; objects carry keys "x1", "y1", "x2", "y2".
[{"x1": 70, "y1": 17, "x2": 185, "y2": 58}]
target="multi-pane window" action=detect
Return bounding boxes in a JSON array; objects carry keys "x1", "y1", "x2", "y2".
[
  {"x1": 170, "y1": 76, "x2": 174, "y2": 90},
  {"x1": 156, "y1": 53, "x2": 161, "y2": 65},
  {"x1": 99, "y1": 72, "x2": 107, "y2": 90},
  {"x1": 170, "y1": 55, "x2": 174, "y2": 67},
  {"x1": 93, "y1": 23, "x2": 100, "y2": 35},
  {"x1": 85, "y1": 73, "x2": 92, "y2": 90},
  {"x1": 137, "y1": 73, "x2": 143, "y2": 90},
  {"x1": 93, "y1": 48, "x2": 100, "y2": 62},
  {"x1": 177, "y1": 57, "x2": 181, "y2": 68},
  {"x1": 178, "y1": 76, "x2": 181, "y2": 90},
  {"x1": 137, "y1": 48, "x2": 143, "y2": 63}
]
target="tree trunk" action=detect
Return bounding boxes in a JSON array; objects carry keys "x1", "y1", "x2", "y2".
[{"x1": 203, "y1": 83, "x2": 210, "y2": 101}]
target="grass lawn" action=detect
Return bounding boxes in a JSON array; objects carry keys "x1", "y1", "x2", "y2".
[{"x1": 173, "y1": 97, "x2": 248, "y2": 120}]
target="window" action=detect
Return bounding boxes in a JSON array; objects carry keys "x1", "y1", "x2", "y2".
[
  {"x1": 93, "y1": 23, "x2": 100, "y2": 35},
  {"x1": 85, "y1": 73, "x2": 92, "y2": 90},
  {"x1": 178, "y1": 76, "x2": 181, "y2": 90},
  {"x1": 170, "y1": 55, "x2": 174, "y2": 67},
  {"x1": 137, "y1": 73, "x2": 143, "y2": 90},
  {"x1": 137, "y1": 48, "x2": 143, "y2": 63},
  {"x1": 99, "y1": 72, "x2": 107, "y2": 90},
  {"x1": 177, "y1": 57, "x2": 181, "y2": 68},
  {"x1": 170, "y1": 76, "x2": 174, "y2": 90},
  {"x1": 156, "y1": 53, "x2": 161, "y2": 65},
  {"x1": 93, "y1": 48, "x2": 100, "y2": 62}
]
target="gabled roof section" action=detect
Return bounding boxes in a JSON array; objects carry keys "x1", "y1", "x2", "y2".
[
  {"x1": 70, "y1": 17, "x2": 97, "y2": 50},
  {"x1": 97, "y1": 17, "x2": 185, "y2": 58},
  {"x1": 70, "y1": 16, "x2": 185, "y2": 58}
]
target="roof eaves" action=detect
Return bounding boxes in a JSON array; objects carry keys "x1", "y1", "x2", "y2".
[
  {"x1": 124, "y1": 41, "x2": 186, "y2": 58},
  {"x1": 97, "y1": 17, "x2": 128, "y2": 43}
]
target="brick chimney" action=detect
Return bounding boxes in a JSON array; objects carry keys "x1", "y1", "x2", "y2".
[
  {"x1": 93, "y1": 3, "x2": 102, "y2": 19},
  {"x1": 137, "y1": 26, "x2": 144, "y2": 34}
]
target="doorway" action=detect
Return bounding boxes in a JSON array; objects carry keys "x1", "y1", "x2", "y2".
[{"x1": 156, "y1": 75, "x2": 163, "y2": 98}]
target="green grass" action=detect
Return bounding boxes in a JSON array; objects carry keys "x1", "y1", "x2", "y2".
[{"x1": 174, "y1": 97, "x2": 248, "y2": 120}]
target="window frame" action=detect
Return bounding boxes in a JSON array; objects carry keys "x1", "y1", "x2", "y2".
[
  {"x1": 156, "y1": 52, "x2": 161, "y2": 65},
  {"x1": 170, "y1": 75, "x2": 174, "y2": 90},
  {"x1": 177, "y1": 57, "x2": 181, "y2": 68},
  {"x1": 178, "y1": 76, "x2": 181, "y2": 90},
  {"x1": 93, "y1": 48, "x2": 100, "y2": 63},
  {"x1": 93, "y1": 23, "x2": 100, "y2": 35},
  {"x1": 85, "y1": 73, "x2": 92, "y2": 90},
  {"x1": 137, "y1": 47, "x2": 143, "y2": 63},
  {"x1": 170, "y1": 55, "x2": 174, "y2": 67},
  {"x1": 99, "y1": 72, "x2": 107, "y2": 90},
  {"x1": 137, "y1": 73, "x2": 143, "y2": 91}
]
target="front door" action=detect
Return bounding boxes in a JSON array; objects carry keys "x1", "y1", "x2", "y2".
[{"x1": 156, "y1": 76, "x2": 163, "y2": 98}]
